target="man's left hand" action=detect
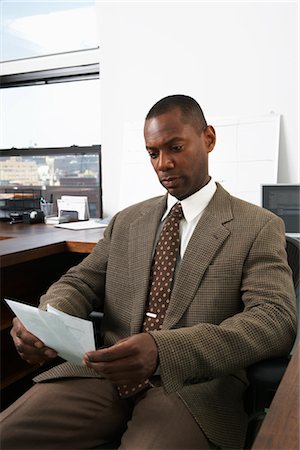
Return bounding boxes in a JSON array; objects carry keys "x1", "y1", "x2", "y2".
[{"x1": 83, "y1": 332, "x2": 158, "y2": 385}]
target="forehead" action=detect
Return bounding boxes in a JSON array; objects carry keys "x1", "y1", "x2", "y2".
[{"x1": 144, "y1": 108, "x2": 191, "y2": 144}]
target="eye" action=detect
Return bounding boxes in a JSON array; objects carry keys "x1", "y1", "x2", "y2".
[
  {"x1": 148, "y1": 151, "x2": 158, "y2": 159},
  {"x1": 171, "y1": 145, "x2": 183, "y2": 152}
]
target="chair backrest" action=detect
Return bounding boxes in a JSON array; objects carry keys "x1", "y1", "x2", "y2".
[
  {"x1": 285, "y1": 236, "x2": 300, "y2": 291},
  {"x1": 286, "y1": 236, "x2": 300, "y2": 346},
  {"x1": 244, "y1": 236, "x2": 300, "y2": 448}
]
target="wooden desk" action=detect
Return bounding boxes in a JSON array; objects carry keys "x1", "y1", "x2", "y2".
[
  {"x1": 0, "y1": 221, "x2": 104, "y2": 267},
  {"x1": 252, "y1": 342, "x2": 299, "y2": 450},
  {"x1": 0, "y1": 221, "x2": 104, "y2": 408}
]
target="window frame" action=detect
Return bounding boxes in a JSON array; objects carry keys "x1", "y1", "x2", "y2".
[
  {"x1": 0, "y1": 48, "x2": 100, "y2": 87},
  {"x1": 0, "y1": 63, "x2": 99, "y2": 88},
  {"x1": 0, "y1": 145, "x2": 101, "y2": 157}
]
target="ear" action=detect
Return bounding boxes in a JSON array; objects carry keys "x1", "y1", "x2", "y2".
[{"x1": 203, "y1": 125, "x2": 216, "y2": 153}]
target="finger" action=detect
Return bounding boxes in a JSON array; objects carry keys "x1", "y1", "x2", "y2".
[
  {"x1": 84, "y1": 355, "x2": 141, "y2": 373},
  {"x1": 15, "y1": 342, "x2": 45, "y2": 364},
  {"x1": 87, "y1": 358, "x2": 150, "y2": 385},
  {"x1": 83, "y1": 359, "x2": 147, "y2": 385},
  {"x1": 18, "y1": 328, "x2": 44, "y2": 348},
  {"x1": 12, "y1": 330, "x2": 57, "y2": 363},
  {"x1": 11, "y1": 318, "x2": 44, "y2": 349},
  {"x1": 18, "y1": 346, "x2": 57, "y2": 364},
  {"x1": 83, "y1": 351, "x2": 150, "y2": 381},
  {"x1": 85, "y1": 338, "x2": 134, "y2": 363}
]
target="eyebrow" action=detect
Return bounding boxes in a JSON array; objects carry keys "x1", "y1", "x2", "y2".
[{"x1": 146, "y1": 136, "x2": 184, "y2": 151}]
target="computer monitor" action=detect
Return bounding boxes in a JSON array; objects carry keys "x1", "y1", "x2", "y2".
[{"x1": 262, "y1": 184, "x2": 300, "y2": 234}]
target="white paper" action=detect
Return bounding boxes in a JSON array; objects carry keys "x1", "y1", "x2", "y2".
[
  {"x1": 55, "y1": 219, "x2": 108, "y2": 230},
  {"x1": 57, "y1": 195, "x2": 90, "y2": 221},
  {"x1": 5, "y1": 299, "x2": 95, "y2": 365}
]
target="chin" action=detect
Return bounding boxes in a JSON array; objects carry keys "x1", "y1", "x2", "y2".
[{"x1": 168, "y1": 189, "x2": 184, "y2": 200}]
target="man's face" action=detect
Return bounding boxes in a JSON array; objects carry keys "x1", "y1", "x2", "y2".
[{"x1": 144, "y1": 108, "x2": 216, "y2": 200}]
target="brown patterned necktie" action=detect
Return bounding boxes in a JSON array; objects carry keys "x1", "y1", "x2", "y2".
[{"x1": 117, "y1": 202, "x2": 183, "y2": 398}]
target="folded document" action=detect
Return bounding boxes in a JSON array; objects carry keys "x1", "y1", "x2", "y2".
[{"x1": 5, "y1": 299, "x2": 95, "y2": 365}]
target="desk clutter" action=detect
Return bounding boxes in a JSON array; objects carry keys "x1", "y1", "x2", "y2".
[
  {"x1": 0, "y1": 190, "x2": 91, "y2": 225},
  {"x1": 44, "y1": 196, "x2": 109, "y2": 229},
  {"x1": 44, "y1": 195, "x2": 90, "y2": 225},
  {"x1": 0, "y1": 189, "x2": 42, "y2": 223}
]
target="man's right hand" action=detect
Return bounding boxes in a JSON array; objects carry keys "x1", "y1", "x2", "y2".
[{"x1": 10, "y1": 317, "x2": 57, "y2": 365}]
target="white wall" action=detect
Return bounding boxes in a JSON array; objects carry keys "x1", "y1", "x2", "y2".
[{"x1": 96, "y1": 1, "x2": 299, "y2": 217}]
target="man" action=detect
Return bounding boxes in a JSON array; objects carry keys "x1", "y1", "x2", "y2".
[{"x1": 1, "y1": 95, "x2": 296, "y2": 449}]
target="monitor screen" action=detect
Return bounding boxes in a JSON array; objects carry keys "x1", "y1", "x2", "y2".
[{"x1": 262, "y1": 184, "x2": 300, "y2": 233}]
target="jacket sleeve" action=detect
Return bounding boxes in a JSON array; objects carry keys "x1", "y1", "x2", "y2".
[
  {"x1": 150, "y1": 215, "x2": 297, "y2": 394},
  {"x1": 38, "y1": 214, "x2": 117, "y2": 318}
]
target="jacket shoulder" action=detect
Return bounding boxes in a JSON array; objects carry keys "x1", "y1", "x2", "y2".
[
  {"x1": 215, "y1": 183, "x2": 281, "y2": 223},
  {"x1": 114, "y1": 195, "x2": 165, "y2": 224},
  {"x1": 230, "y1": 193, "x2": 281, "y2": 223}
]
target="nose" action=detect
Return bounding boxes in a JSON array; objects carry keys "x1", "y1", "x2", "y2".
[{"x1": 155, "y1": 152, "x2": 174, "y2": 172}]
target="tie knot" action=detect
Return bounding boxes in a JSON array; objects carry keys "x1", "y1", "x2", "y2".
[{"x1": 169, "y1": 202, "x2": 183, "y2": 221}]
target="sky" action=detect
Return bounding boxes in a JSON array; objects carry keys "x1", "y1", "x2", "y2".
[{"x1": 1, "y1": 0, "x2": 97, "y2": 61}]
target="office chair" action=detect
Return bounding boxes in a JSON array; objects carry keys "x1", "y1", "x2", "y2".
[{"x1": 244, "y1": 235, "x2": 300, "y2": 449}]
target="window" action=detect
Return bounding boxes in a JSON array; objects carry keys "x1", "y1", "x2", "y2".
[
  {"x1": 0, "y1": 1, "x2": 102, "y2": 218},
  {"x1": 0, "y1": 146, "x2": 102, "y2": 218},
  {"x1": 1, "y1": 77, "x2": 100, "y2": 148}
]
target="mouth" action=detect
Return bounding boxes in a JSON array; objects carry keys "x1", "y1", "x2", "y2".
[{"x1": 160, "y1": 176, "x2": 180, "y2": 189}]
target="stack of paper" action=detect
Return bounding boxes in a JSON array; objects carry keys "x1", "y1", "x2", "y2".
[
  {"x1": 5, "y1": 299, "x2": 95, "y2": 365},
  {"x1": 57, "y1": 195, "x2": 90, "y2": 221},
  {"x1": 55, "y1": 218, "x2": 108, "y2": 230}
]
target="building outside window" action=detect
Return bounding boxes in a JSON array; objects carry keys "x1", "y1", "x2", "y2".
[{"x1": 0, "y1": 1, "x2": 102, "y2": 218}]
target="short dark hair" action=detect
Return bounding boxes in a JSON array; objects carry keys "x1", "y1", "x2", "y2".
[{"x1": 145, "y1": 94, "x2": 207, "y2": 134}]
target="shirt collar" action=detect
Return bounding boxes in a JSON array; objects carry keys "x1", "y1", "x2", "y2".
[{"x1": 162, "y1": 178, "x2": 217, "y2": 222}]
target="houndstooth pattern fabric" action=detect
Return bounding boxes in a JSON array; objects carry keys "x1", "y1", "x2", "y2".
[
  {"x1": 117, "y1": 203, "x2": 183, "y2": 398},
  {"x1": 36, "y1": 184, "x2": 296, "y2": 449}
]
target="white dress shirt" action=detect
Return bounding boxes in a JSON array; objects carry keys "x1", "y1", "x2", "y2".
[{"x1": 159, "y1": 178, "x2": 217, "y2": 260}]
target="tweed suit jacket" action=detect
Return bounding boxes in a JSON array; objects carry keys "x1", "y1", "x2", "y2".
[{"x1": 36, "y1": 183, "x2": 297, "y2": 449}]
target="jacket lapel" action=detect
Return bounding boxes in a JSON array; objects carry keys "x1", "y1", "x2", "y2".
[
  {"x1": 129, "y1": 196, "x2": 167, "y2": 334},
  {"x1": 128, "y1": 184, "x2": 234, "y2": 333},
  {"x1": 163, "y1": 185, "x2": 233, "y2": 329}
]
